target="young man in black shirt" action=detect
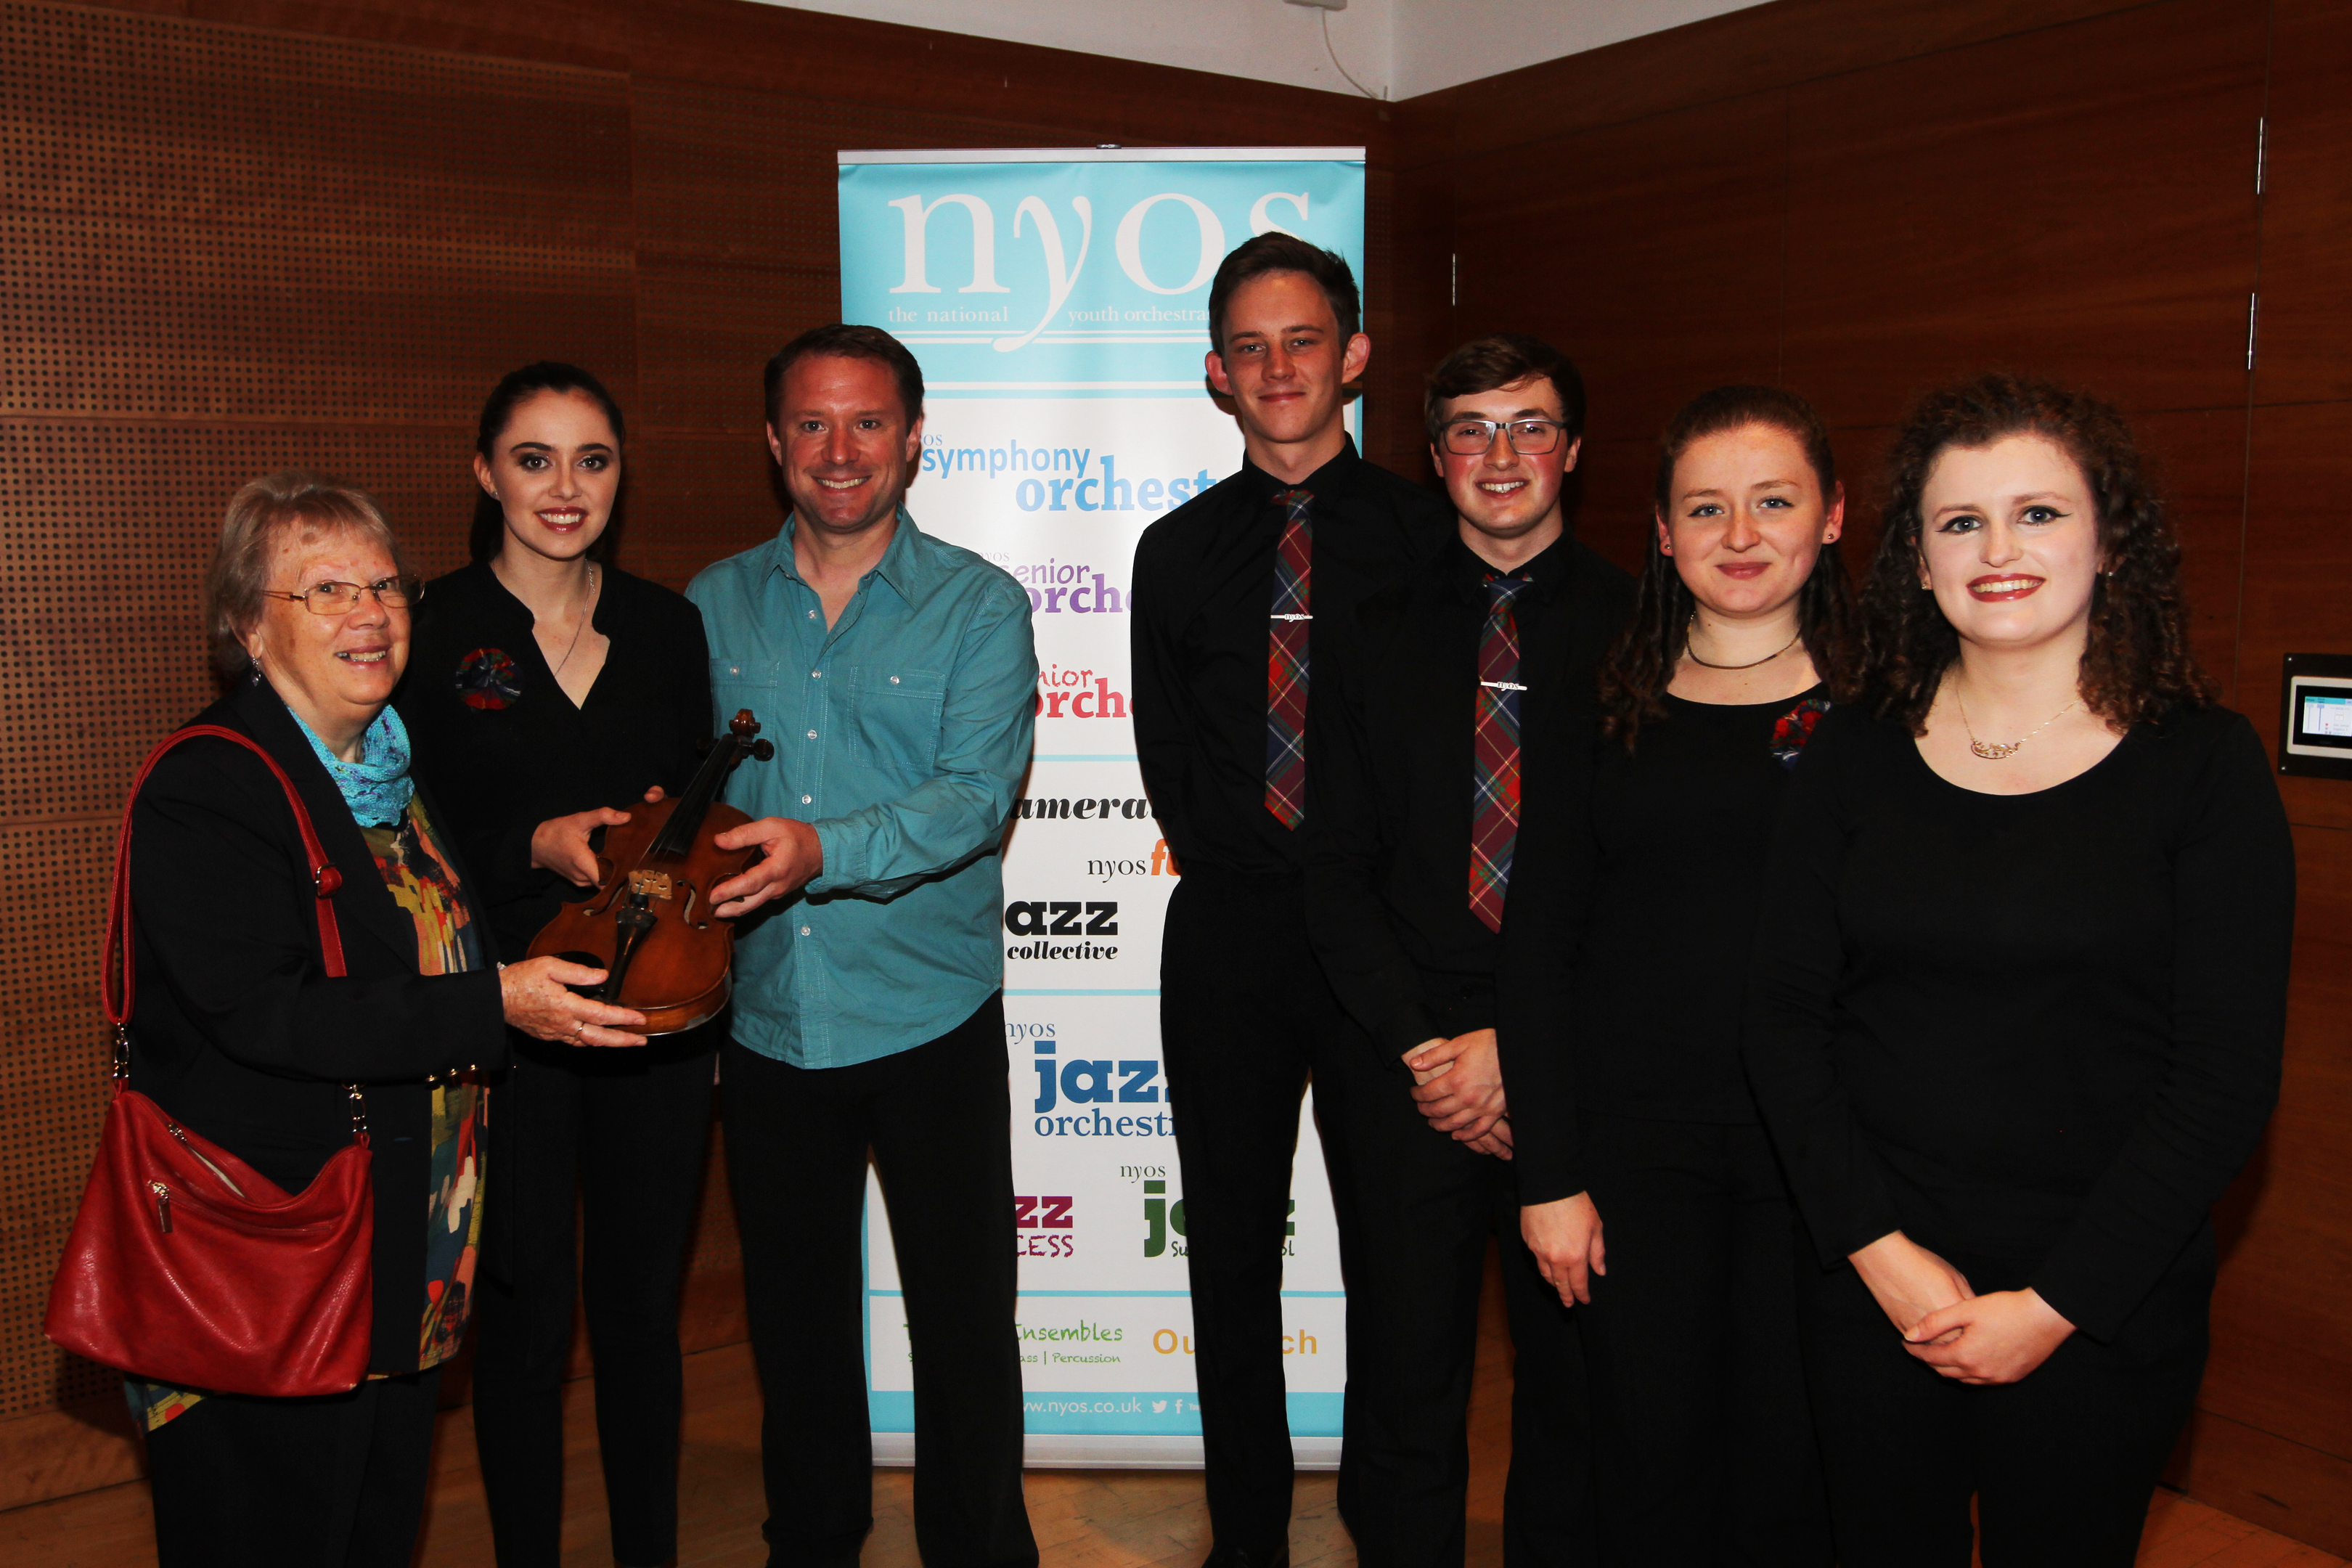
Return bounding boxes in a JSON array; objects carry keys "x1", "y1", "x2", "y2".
[
  {"x1": 1304, "y1": 335, "x2": 1631, "y2": 1567},
  {"x1": 1131, "y1": 235, "x2": 1450, "y2": 1568}
]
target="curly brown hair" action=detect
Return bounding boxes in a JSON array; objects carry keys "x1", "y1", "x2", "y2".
[
  {"x1": 1597, "y1": 385, "x2": 1861, "y2": 749},
  {"x1": 1862, "y1": 372, "x2": 2216, "y2": 734}
]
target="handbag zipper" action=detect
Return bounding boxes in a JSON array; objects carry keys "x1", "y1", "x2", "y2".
[
  {"x1": 150, "y1": 1181, "x2": 173, "y2": 1233},
  {"x1": 163, "y1": 1121, "x2": 247, "y2": 1198}
]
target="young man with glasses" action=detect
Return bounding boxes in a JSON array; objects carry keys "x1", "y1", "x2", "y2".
[
  {"x1": 1303, "y1": 334, "x2": 1630, "y2": 1567},
  {"x1": 1130, "y1": 234, "x2": 1450, "y2": 1568}
]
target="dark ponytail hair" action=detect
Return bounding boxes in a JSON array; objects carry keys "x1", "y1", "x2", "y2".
[
  {"x1": 1596, "y1": 384, "x2": 1861, "y2": 750},
  {"x1": 469, "y1": 362, "x2": 628, "y2": 563}
]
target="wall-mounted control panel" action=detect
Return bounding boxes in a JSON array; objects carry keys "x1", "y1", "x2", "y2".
[{"x1": 2280, "y1": 653, "x2": 2352, "y2": 780}]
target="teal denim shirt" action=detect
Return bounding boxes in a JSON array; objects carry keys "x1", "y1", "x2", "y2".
[{"x1": 687, "y1": 510, "x2": 1037, "y2": 1068}]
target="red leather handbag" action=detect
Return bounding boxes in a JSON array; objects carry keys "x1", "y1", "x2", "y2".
[{"x1": 44, "y1": 725, "x2": 376, "y2": 1397}]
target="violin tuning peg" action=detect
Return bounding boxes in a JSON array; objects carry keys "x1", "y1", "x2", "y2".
[{"x1": 751, "y1": 740, "x2": 775, "y2": 761}]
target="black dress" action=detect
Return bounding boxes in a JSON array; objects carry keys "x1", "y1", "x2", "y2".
[
  {"x1": 397, "y1": 559, "x2": 715, "y2": 1568},
  {"x1": 1742, "y1": 701, "x2": 2295, "y2": 1567},
  {"x1": 1511, "y1": 687, "x2": 1837, "y2": 1567}
]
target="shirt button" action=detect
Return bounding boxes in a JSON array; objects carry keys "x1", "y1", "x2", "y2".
[
  {"x1": 801, "y1": 794, "x2": 813, "y2": 804},
  {"x1": 810, "y1": 670, "x2": 822, "y2": 679},
  {"x1": 890, "y1": 674, "x2": 900, "y2": 684},
  {"x1": 807, "y1": 610, "x2": 817, "y2": 620},
  {"x1": 806, "y1": 730, "x2": 817, "y2": 739},
  {"x1": 799, "y1": 926, "x2": 811, "y2": 936}
]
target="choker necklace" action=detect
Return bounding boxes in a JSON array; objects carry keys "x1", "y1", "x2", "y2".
[
  {"x1": 1683, "y1": 616, "x2": 1800, "y2": 671},
  {"x1": 1956, "y1": 687, "x2": 2079, "y2": 760}
]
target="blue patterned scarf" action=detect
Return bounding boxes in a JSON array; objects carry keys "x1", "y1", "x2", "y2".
[{"x1": 286, "y1": 703, "x2": 416, "y2": 828}]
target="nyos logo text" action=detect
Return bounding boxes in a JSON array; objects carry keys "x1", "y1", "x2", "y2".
[{"x1": 875, "y1": 185, "x2": 1320, "y2": 353}]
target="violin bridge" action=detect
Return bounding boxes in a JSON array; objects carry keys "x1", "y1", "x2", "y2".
[{"x1": 627, "y1": 870, "x2": 675, "y2": 901}]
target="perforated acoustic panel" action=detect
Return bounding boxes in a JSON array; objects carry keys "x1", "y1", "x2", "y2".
[
  {"x1": 0, "y1": 0, "x2": 634, "y2": 1420},
  {"x1": 1, "y1": 0, "x2": 1354, "y2": 1434}
]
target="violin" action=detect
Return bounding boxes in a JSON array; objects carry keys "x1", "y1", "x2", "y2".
[{"x1": 527, "y1": 709, "x2": 775, "y2": 1034}]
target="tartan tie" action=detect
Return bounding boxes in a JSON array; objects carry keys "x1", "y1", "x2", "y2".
[
  {"x1": 1469, "y1": 574, "x2": 1530, "y2": 933},
  {"x1": 1264, "y1": 489, "x2": 1314, "y2": 829}
]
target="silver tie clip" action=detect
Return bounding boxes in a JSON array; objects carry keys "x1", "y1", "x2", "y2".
[
  {"x1": 1271, "y1": 613, "x2": 1314, "y2": 621},
  {"x1": 1481, "y1": 680, "x2": 1529, "y2": 692}
]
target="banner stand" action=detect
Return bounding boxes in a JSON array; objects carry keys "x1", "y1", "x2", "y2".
[{"x1": 838, "y1": 146, "x2": 1367, "y2": 1471}]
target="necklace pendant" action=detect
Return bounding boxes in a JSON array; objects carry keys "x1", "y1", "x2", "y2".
[{"x1": 1969, "y1": 738, "x2": 2022, "y2": 760}]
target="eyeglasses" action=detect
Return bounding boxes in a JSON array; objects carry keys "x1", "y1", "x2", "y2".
[
  {"x1": 1440, "y1": 418, "x2": 1570, "y2": 456},
  {"x1": 264, "y1": 577, "x2": 421, "y2": 616}
]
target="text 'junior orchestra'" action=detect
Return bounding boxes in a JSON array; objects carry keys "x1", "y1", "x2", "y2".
[{"x1": 67, "y1": 231, "x2": 2292, "y2": 1568}]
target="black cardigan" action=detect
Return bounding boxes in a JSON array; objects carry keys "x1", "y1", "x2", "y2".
[{"x1": 124, "y1": 678, "x2": 510, "y2": 1375}]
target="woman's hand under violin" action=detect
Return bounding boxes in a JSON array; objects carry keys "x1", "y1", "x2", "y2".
[
  {"x1": 531, "y1": 787, "x2": 666, "y2": 887},
  {"x1": 499, "y1": 955, "x2": 648, "y2": 1047}
]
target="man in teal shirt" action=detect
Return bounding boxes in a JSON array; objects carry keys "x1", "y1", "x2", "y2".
[{"x1": 693, "y1": 323, "x2": 1039, "y2": 1568}]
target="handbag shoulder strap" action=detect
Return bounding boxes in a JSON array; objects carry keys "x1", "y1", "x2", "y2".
[{"x1": 105, "y1": 724, "x2": 350, "y2": 1030}]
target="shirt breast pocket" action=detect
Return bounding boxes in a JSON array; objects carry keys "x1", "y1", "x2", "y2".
[
  {"x1": 709, "y1": 658, "x2": 783, "y2": 735},
  {"x1": 849, "y1": 666, "x2": 946, "y2": 778}
]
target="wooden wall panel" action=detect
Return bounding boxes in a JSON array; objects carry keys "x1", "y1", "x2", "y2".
[
  {"x1": 0, "y1": 0, "x2": 637, "y2": 422},
  {"x1": 2250, "y1": 0, "x2": 2352, "y2": 406},
  {"x1": 2242, "y1": 401, "x2": 2352, "y2": 832},
  {"x1": 1454, "y1": 93, "x2": 1787, "y2": 449},
  {"x1": 1781, "y1": 0, "x2": 2265, "y2": 426},
  {"x1": 2201, "y1": 823, "x2": 2352, "y2": 1479}
]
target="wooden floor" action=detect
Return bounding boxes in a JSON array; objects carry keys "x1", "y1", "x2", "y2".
[{"x1": 2, "y1": 1252, "x2": 2340, "y2": 1567}]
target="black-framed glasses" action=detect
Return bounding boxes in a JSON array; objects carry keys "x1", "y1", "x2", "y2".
[
  {"x1": 1440, "y1": 417, "x2": 1569, "y2": 456},
  {"x1": 263, "y1": 576, "x2": 421, "y2": 616}
]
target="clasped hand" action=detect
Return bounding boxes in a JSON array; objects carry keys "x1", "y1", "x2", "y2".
[
  {"x1": 1848, "y1": 1230, "x2": 2075, "y2": 1384},
  {"x1": 1403, "y1": 1029, "x2": 1511, "y2": 1159}
]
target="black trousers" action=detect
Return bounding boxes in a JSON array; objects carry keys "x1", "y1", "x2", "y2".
[
  {"x1": 1576, "y1": 1114, "x2": 1831, "y2": 1567},
  {"x1": 145, "y1": 1368, "x2": 441, "y2": 1567},
  {"x1": 723, "y1": 996, "x2": 1037, "y2": 1568},
  {"x1": 470, "y1": 1028, "x2": 716, "y2": 1568},
  {"x1": 1160, "y1": 870, "x2": 1367, "y2": 1555},
  {"x1": 1331, "y1": 1016, "x2": 1594, "y2": 1568},
  {"x1": 1794, "y1": 1224, "x2": 2214, "y2": 1567}
]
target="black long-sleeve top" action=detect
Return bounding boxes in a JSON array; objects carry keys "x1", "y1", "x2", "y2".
[
  {"x1": 396, "y1": 560, "x2": 711, "y2": 962},
  {"x1": 128, "y1": 678, "x2": 510, "y2": 1373},
  {"x1": 1742, "y1": 701, "x2": 2295, "y2": 1343},
  {"x1": 1303, "y1": 533, "x2": 1633, "y2": 1199},
  {"x1": 1131, "y1": 436, "x2": 1450, "y2": 882}
]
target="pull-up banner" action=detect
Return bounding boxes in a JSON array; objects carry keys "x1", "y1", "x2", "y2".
[{"x1": 837, "y1": 147, "x2": 1365, "y2": 1468}]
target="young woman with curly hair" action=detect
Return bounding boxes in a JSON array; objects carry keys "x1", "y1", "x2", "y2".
[{"x1": 1743, "y1": 372, "x2": 2296, "y2": 1566}]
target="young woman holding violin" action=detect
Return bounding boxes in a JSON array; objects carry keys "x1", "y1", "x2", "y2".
[{"x1": 397, "y1": 362, "x2": 715, "y2": 1568}]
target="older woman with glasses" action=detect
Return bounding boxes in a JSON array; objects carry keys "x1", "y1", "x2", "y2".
[{"x1": 124, "y1": 470, "x2": 642, "y2": 1567}]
